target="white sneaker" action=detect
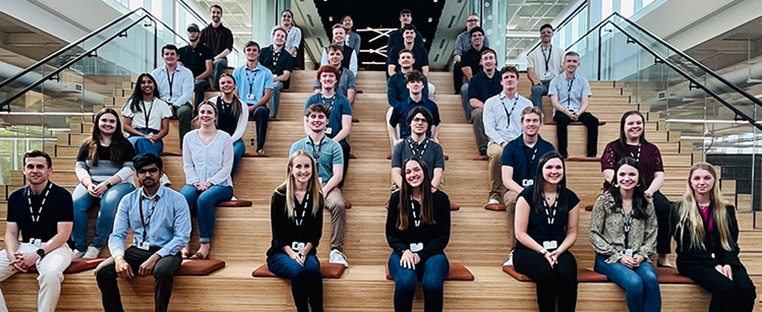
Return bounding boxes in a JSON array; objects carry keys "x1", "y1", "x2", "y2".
[
  {"x1": 73, "y1": 250, "x2": 85, "y2": 259},
  {"x1": 160, "y1": 173, "x2": 171, "y2": 186},
  {"x1": 502, "y1": 250, "x2": 514, "y2": 266},
  {"x1": 231, "y1": 195, "x2": 238, "y2": 201},
  {"x1": 329, "y1": 249, "x2": 349, "y2": 268},
  {"x1": 484, "y1": 198, "x2": 500, "y2": 207},
  {"x1": 83, "y1": 246, "x2": 101, "y2": 259}
]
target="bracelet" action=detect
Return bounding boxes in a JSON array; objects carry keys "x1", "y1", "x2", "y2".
[{"x1": 539, "y1": 248, "x2": 548, "y2": 255}]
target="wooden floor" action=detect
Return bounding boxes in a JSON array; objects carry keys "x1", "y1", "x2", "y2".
[{"x1": 1, "y1": 70, "x2": 761, "y2": 311}]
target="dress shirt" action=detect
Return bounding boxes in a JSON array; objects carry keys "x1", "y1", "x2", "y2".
[
  {"x1": 150, "y1": 65, "x2": 194, "y2": 107},
  {"x1": 483, "y1": 92, "x2": 533, "y2": 145},
  {"x1": 548, "y1": 73, "x2": 592, "y2": 113},
  {"x1": 271, "y1": 25, "x2": 302, "y2": 55},
  {"x1": 182, "y1": 130, "x2": 234, "y2": 186}
]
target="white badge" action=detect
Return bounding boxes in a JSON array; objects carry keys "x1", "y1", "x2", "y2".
[
  {"x1": 623, "y1": 249, "x2": 633, "y2": 256},
  {"x1": 542, "y1": 240, "x2": 558, "y2": 250},
  {"x1": 318, "y1": 177, "x2": 323, "y2": 184},
  {"x1": 30, "y1": 238, "x2": 42, "y2": 248},
  {"x1": 409, "y1": 243, "x2": 424, "y2": 253},
  {"x1": 522, "y1": 179, "x2": 534, "y2": 187},
  {"x1": 247, "y1": 94, "x2": 255, "y2": 100},
  {"x1": 542, "y1": 72, "x2": 551, "y2": 78},
  {"x1": 138, "y1": 241, "x2": 150, "y2": 250},
  {"x1": 324, "y1": 127, "x2": 333, "y2": 135},
  {"x1": 291, "y1": 241, "x2": 305, "y2": 251}
]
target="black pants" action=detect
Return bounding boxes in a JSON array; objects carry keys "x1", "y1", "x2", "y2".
[
  {"x1": 513, "y1": 248, "x2": 578, "y2": 312},
  {"x1": 248, "y1": 106, "x2": 270, "y2": 150},
  {"x1": 338, "y1": 139, "x2": 350, "y2": 188},
  {"x1": 678, "y1": 262, "x2": 756, "y2": 312},
  {"x1": 96, "y1": 246, "x2": 183, "y2": 312},
  {"x1": 553, "y1": 112, "x2": 598, "y2": 157},
  {"x1": 652, "y1": 191, "x2": 672, "y2": 254},
  {"x1": 453, "y1": 62, "x2": 464, "y2": 94}
]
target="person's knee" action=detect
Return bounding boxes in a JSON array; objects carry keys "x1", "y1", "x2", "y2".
[
  {"x1": 531, "y1": 85, "x2": 544, "y2": 96},
  {"x1": 394, "y1": 271, "x2": 417, "y2": 291},
  {"x1": 460, "y1": 84, "x2": 469, "y2": 94},
  {"x1": 471, "y1": 108, "x2": 483, "y2": 121},
  {"x1": 38, "y1": 270, "x2": 64, "y2": 286}
]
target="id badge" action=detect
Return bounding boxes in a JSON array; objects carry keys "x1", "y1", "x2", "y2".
[
  {"x1": 138, "y1": 241, "x2": 150, "y2": 250},
  {"x1": 623, "y1": 249, "x2": 633, "y2": 256},
  {"x1": 324, "y1": 127, "x2": 333, "y2": 135},
  {"x1": 409, "y1": 243, "x2": 424, "y2": 253},
  {"x1": 522, "y1": 179, "x2": 534, "y2": 187},
  {"x1": 542, "y1": 240, "x2": 558, "y2": 250},
  {"x1": 542, "y1": 72, "x2": 551, "y2": 78},
  {"x1": 30, "y1": 238, "x2": 42, "y2": 248},
  {"x1": 247, "y1": 93, "x2": 255, "y2": 100},
  {"x1": 291, "y1": 241, "x2": 305, "y2": 252},
  {"x1": 318, "y1": 177, "x2": 323, "y2": 184}
]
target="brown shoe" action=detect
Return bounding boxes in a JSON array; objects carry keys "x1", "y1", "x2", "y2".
[{"x1": 344, "y1": 200, "x2": 352, "y2": 209}]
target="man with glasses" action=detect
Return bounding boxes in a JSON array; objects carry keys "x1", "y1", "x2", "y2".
[
  {"x1": 453, "y1": 13, "x2": 490, "y2": 94},
  {"x1": 527, "y1": 24, "x2": 564, "y2": 109},
  {"x1": 96, "y1": 154, "x2": 191, "y2": 312}
]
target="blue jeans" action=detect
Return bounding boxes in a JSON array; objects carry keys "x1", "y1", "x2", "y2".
[
  {"x1": 71, "y1": 182, "x2": 135, "y2": 252},
  {"x1": 231, "y1": 139, "x2": 245, "y2": 178},
  {"x1": 212, "y1": 58, "x2": 228, "y2": 89},
  {"x1": 388, "y1": 252, "x2": 449, "y2": 312},
  {"x1": 128, "y1": 129, "x2": 164, "y2": 156},
  {"x1": 270, "y1": 81, "x2": 284, "y2": 118},
  {"x1": 530, "y1": 80, "x2": 550, "y2": 108},
  {"x1": 267, "y1": 252, "x2": 324, "y2": 312},
  {"x1": 194, "y1": 79, "x2": 210, "y2": 107},
  {"x1": 179, "y1": 184, "x2": 233, "y2": 242},
  {"x1": 594, "y1": 254, "x2": 661, "y2": 312}
]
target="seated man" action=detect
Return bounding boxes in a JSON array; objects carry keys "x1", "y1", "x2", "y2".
[
  {"x1": 387, "y1": 24, "x2": 429, "y2": 77},
  {"x1": 259, "y1": 27, "x2": 294, "y2": 119},
  {"x1": 96, "y1": 153, "x2": 191, "y2": 312},
  {"x1": 468, "y1": 48, "x2": 501, "y2": 156},
  {"x1": 232, "y1": 41, "x2": 273, "y2": 155},
  {"x1": 387, "y1": 49, "x2": 432, "y2": 106},
  {"x1": 482, "y1": 66, "x2": 532, "y2": 210},
  {"x1": 499, "y1": 107, "x2": 556, "y2": 265},
  {"x1": 199, "y1": 5, "x2": 234, "y2": 89},
  {"x1": 387, "y1": 9, "x2": 424, "y2": 50},
  {"x1": 527, "y1": 24, "x2": 564, "y2": 108},
  {"x1": 391, "y1": 106, "x2": 444, "y2": 191},
  {"x1": 452, "y1": 13, "x2": 490, "y2": 94},
  {"x1": 313, "y1": 44, "x2": 356, "y2": 104},
  {"x1": 549, "y1": 51, "x2": 598, "y2": 158},
  {"x1": 388, "y1": 70, "x2": 440, "y2": 151},
  {"x1": 178, "y1": 23, "x2": 213, "y2": 108},
  {"x1": 151, "y1": 44, "x2": 194, "y2": 148},
  {"x1": 0, "y1": 150, "x2": 73, "y2": 312},
  {"x1": 320, "y1": 24, "x2": 358, "y2": 76},
  {"x1": 290, "y1": 104, "x2": 349, "y2": 267},
  {"x1": 459, "y1": 27, "x2": 488, "y2": 122}
]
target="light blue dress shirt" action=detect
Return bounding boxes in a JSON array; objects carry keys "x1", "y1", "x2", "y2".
[
  {"x1": 150, "y1": 65, "x2": 194, "y2": 107},
  {"x1": 548, "y1": 73, "x2": 592, "y2": 113},
  {"x1": 483, "y1": 92, "x2": 533, "y2": 145}
]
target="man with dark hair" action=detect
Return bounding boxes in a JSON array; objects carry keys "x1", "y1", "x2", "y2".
[
  {"x1": 482, "y1": 66, "x2": 532, "y2": 211},
  {"x1": 549, "y1": 51, "x2": 598, "y2": 158},
  {"x1": 468, "y1": 48, "x2": 501, "y2": 156},
  {"x1": 453, "y1": 13, "x2": 490, "y2": 94},
  {"x1": 320, "y1": 24, "x2": 358, "y2": 76},
  {"x1": 96, "y1": 153, "x2": 191, "y2": 312},
  {"x1": 388, "y1": 70, "x2": 441, "y2": 151},
  {"x1": 459, "y1": 26, "x2": 488, "y2": 122},
  {"x1": 199, "y1": 4, "x2": 234, "y2": 89},
  {"x1": 388, "y1": 9, "x2": 424, "y2": 50},
  {"x1": 151, "y1": 44, "x2": 194, "y2": 149},
  {"x1": 233, "y1": 41, "x2": 273, "y2": 155},
  {"x1": 0, "y1": 150, "x2": 73, "y2": 311},
  {"x1": 387, "y1": 49, "x2": 432, "y2": 106},
  {"x1": 290, "y1": 104, "x2": 348, "y2": 268},
  {"x1": 178, "y1": 23, "x2": 214, "y2": 108},
  {"x1": 386, "y1": 24, "x2": 429, "y2": 77},
  {"x1": 527, "y1": 24, "x2": 564, "y2": 108},
  {"x1": 391, "y1": 107, "x2": 445, "y2": 190},
  {"x1": 259, "y1": 27, "x2": 294, "y2": 119},
  {"x1": 314, "y1": 44, "x2": 356, "y2": 103}
]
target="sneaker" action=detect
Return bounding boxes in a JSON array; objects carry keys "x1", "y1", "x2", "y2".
[
  {"x1": 329, "y1": 249, "x2": 349, "y2": 268},
  {"x1": 257, "y1": 148, "x2": 265, "y2": 155},
  {"x1": 231, "y1": 195, "x2": 238, "y2": 201},
  {"x1": 160, "y1": 173, "x2": 171, "y2": 186},
  {"x1": 83, "y1": 246, "x2": 101, "y2": 259},
  {"x1": 73, "y1": 250, "x2": 85, "y2": 259},
  {"x1": 502, "y1": 250, "x2": 514, "y2": 266},
  {"x1": 484, "y1": 198, "x2": 505, "y2": 211}
]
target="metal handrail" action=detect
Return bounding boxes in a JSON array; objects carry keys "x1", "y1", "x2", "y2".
[{"x1": 525, "y1": 1, "x2": 589, "y2": 56}]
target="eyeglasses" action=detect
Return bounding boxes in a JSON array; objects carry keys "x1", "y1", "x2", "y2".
[
  {"x1": 412, "y1": 117, "x2": 428, "y2": 124},
  {"x1": 138, "y1": 168, "x2": 160, "y2": 175},
  {"x1": 541, "y1": 30, "x2": 554, "y2": 35},
  {"x1": 467, "y1": 19, "x2": 479, "y2": 23}
]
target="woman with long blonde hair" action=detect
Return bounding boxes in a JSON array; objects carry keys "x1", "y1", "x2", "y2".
[
  {"x1": 267, "y1": 151, "x2": 324, "y2": 312},
  {"x1": 671, "y1": 162, "x2": 755, "y2": 312}
]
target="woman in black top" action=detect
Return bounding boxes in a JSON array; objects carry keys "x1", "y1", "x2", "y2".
[
  {"x1": 386, "y1": 157, "x2": 451, "y2": 312},
  {"x1": 514, "y1": 151, "x2": 580, "y2": 312},
  {"x1": 266, "y1": 150, "x2": 324, "y2": 312},
  {"x1": 671, "y1": 162, "x2": 755, "y2": 312}
]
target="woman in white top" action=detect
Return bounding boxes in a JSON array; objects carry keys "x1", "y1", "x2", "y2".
[
  {"x1": 272, "y1": 9, "x2": 302, "y2": 57},
  {"x1": 205, "y1": 73, "x2": 248, "y2": 177},
  {"x1": 179, "y1": 101, "x2": 234, "y2": 259},
  {"x1": 121, "y1": 73, "x2": 173, "y2": 156}
]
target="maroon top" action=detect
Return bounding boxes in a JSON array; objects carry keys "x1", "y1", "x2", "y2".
[
  {"x1": 600, "y1": 140, "x2": 664, "y2": 189},
  {"x1": 699, "y1": 205, "x2": 716, "y2": 248},
  {"x1": 199, "y1": 23, "x2": 234, "y2": 57}
]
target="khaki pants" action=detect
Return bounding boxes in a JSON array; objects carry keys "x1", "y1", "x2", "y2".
[
  {"x1": 323, "y1": 186, "x2": 346, "y2": 251},
  {"x1": 503, "y1": 190, "x2": 520, "y2": 251},
  {"x1": 487, "y1": 143, "x2": 505, "y2": 201},
  {"x1": 0, "y1": 243, "x2": 73, "y2": 312}
]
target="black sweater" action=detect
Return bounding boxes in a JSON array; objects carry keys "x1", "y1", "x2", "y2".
[
  {"x1": 386, "y1": 190, "x2": 451, "y2": 262},
  {"x1": 266, "y1": 189, "x2": 324, "y2": 257},
  {"x1": 670, "y1": 202, "x2": 742, "y2": 268}
]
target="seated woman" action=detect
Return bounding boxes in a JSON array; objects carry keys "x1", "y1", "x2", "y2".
[
  {"x1": 386, "y1": 157, "x2": 451, "y2": 312},
  {"x1": 266, "y1": 151, "x2": 324, "y2": 312},
  {"x1": 121, "y1": 73, "x2": 172, "y2": 156},
  {"x1": 206, "y1": 73, "x2": 248, "y2": 177},
  {"x1": 590, "y1": 158, "x2": 660, "y2": 312},
  {"x1": 72, "y1": 108, "x2": 136, "y2": 258},
  {"x1": 671, "y1": 162, "x2": 756, "y2": 312},
  {"x1": 273, "y1": 9, "x2": 302, "y2": 59},
  {"x1": 179, "y1": 101, "x2": 234, "y2": 259},
  {"x1": 514, "y1": 151, "x2": 579, "y2": 312},
  {"x1": 601, "y1": 111, "x2": 672, "y2": 267}
]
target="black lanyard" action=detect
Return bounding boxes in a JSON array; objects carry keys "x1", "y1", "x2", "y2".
[
  {"x1": 141, "y1": 100, "x2": 154, "y2": 129},
  {"x1": 411, "y1": 196, "x2": 421, "y2": 227},
  {"x1": 139, "y1": 195, "x2": 159, "y2": 243},
  {"x1": 272, "y1": 50, "x2": 281, "y2": 69},
  {"x1": 320, "y1": 94, "x2": 336, "y2": 112},
  {"x1": 309, "y1": 136, "x2": 324, "y2": 164},
  {"x1": 566, "y1": 76, "x2": 576, "y2": 110},
  {"x1": 294, "y1": 192, "x2": 309, "y2": 227},
  {"x1": 541, "y1": 46, "x2": 552, "y2": 72},
  {"x1": 500, "y1": 94, "x2": 518, "y2": 128},
  {"x1": 524, "y1": 143, "x2": 539, "y2": 178},
  {"x1": 245, "y1": 68, "x2": 260, "y2": 95},
  {"x1": 630, "y1": 143, "x2": 642, "y2": 161},
  {"x1": 166, "y1": 69, "x2": 175, "y2": 99},
  {"x1": 407, "y1": 137, "x2": 429, "y2": 158},
  {"x1": 621, "y1": 206, "x2": 633, "y2": 248},
  {"x1": 27, "y1": 181, "x2": 52, "y2": 223}
]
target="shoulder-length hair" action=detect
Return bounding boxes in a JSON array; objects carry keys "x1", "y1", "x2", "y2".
[
  {"x1": 675, "y1": 162, "x2": 734, "y2": 251},
  {"x1": 127, "y1": 73, "x2": 160, "y2": 114},
  {"x1": 397, "y1": 157, "x2": 435, "y2": 230},
  {"x1": 532, "y1": 151, "x2": 569, "y2": 214},
  {"x1": 616, "y1": 111, "x2": 649, "y2": 154},
  {"x1": 607, "y1": 157, "x2": 649, "y2": 219},
  {"x1": 276, "y1": 150, "x2": 322, "y2": 219},
  {"x1": 85, "y1": 108, "x2": 131, "y2": 167}
]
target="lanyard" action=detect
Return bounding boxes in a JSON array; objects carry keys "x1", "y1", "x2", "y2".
[
  {"x1": 407, "y1": 137, "x2": 429, "y2": 158},
  {"x1": 524, "y1": 144, "x2": 539, "y2": 177},
  {"x1": 141, "y1": 101, "x2": 154, "y2": 129},
  {"x1": 630, "y1": 143, "x2": 642, "y2": 161},
  {"x1": 27, "y1": 181, "x2": 52, "y2": 223},
  {"x1": 500, "y1": 94, "x2": 518, "y2": 128},
  {"x1": 566, "y1": 76, "x2": 576, "y2": 110},
  {"x1": 541, "y1": 46, "x2": 552, "y2": 72},
  {"x1": 411, "y1": 196, "x2": 421, "y2": 227},
  {"x1": 272, "y1": 50, "x2": 281, "y2": 69},
  {"x1": 309, "y1": 136, "x2": 324, "y2": 164},
  {"x1": 543, "y1": 192, "x2": 560, "y2": 225},
  {"x1": 139, "y1": 196, "x2": 159, "y2": 243},
  {"x1": 245, "y1": 68, "x2": 260, "y2": 95},
  {"x1": 294, "y1": 192, "x2": 310, "y2": 227},
  {"x1": 166, "y1": 69, "x2": 175, "y2": 100},
  {"x1": 621, "y1": 206, "x2": 633, "y2": 248},
  {"x1": 321, "y1": 94, "x2": 336, "y2": 112}
]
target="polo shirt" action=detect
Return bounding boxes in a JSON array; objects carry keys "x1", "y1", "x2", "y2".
[
  {"x1": 461, "y1": 46, "x2": 487, "y2": 76},
  {"x1": 467, "y1": 70, "x2": 501, "y2": 102},
  {"x1": 453, "y1": 30, "x2": 490, "y2": 56},
  {"x1": 199, "y1": 23, "x2": 234, "y2": 57},
  {"x1": 387, "y1": 70, "x2": 430, "y2": 106},
  {"x1": 515, "y1": 186, "x2": 579, "y2": 251},
  {"x1": 387, "y1": 45, "x2": 429, "y2": 72},
  {"x1": 178, "y1": 44, "x2": 214, "y2": 77},
  {"x1": 391, "y1": 137, "x2": 445, "y2": 176},
  {"x1": 150, "y1": 65, "x2": 194, "y2": 107},
  {"x1": 259, "y1": 45, "x2": 294, "y2": 89},
  {"x1": 501, "y1": 135, "x2": 556, "y2": 184},
  {"x1": 303, "y1": 93, "x2": 352, "y2": 139},
  {"x1": 483, "y1": 92, "x2": 533, "y2": 145},
  {"x1": 389, "y1": 97, "x2": 441, "y2": 139},
  {"x1": 290, "y1": 135, "x2": 344, "y2": 183},
  {"x1": 7, "y1": 183, "x2": 73, "y2": 243},
  {"x1": 232, "y1": 63, "x2": 274, "y2": 105},
  {"x1": 548, "y1": 73, "x2": 592, "y2": 113}
]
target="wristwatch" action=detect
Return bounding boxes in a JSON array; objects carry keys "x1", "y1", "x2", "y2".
[
  {"x1": 36, "y1": 248, "x2": 46, "y2": 258},
  {"x1": 539, "y1": 248, "x2": 549, "y2": 255},
  {"x1": 105, "y1": 181, "x2": 113, "y2": 189}
]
